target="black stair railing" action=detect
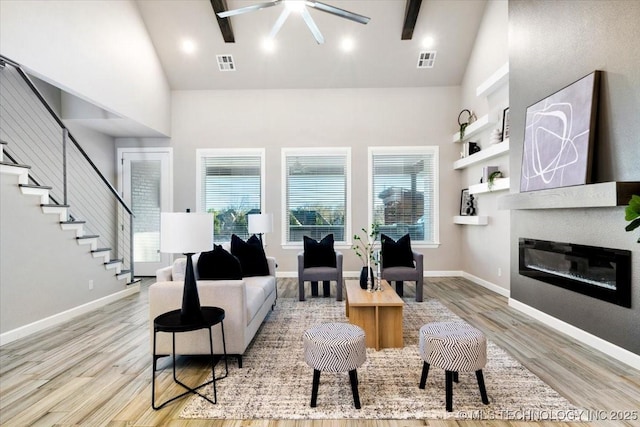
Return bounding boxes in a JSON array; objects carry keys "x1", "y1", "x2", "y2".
[{"x1": 0, "y1": 54, "x2": 135, "y2": 279}]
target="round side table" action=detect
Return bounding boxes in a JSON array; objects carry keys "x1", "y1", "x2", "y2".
[{"x1": 152, "y1": 306, "x2": 228, "y2": 409}]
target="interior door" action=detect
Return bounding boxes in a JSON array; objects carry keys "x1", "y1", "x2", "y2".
[{"x1": 119, "y1": 149, "x2": 172, "y2": 276}]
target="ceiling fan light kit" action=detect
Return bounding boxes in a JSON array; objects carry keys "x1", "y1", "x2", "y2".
[{"x1": 217, "y1": 0, "x2": 370, "y2": 44}]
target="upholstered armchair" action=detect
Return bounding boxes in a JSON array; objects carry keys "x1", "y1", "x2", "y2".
[
  {"x1": 380, "y1": 233, "x2": 424, "y2": 302},
  {"x1": 298, "y1": 236, "x2": 342, "y2": 301}
]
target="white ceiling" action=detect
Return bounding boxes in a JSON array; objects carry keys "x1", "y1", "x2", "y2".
[{"x1": 136, "y1": 0, "x2": 488, "y2": 90}]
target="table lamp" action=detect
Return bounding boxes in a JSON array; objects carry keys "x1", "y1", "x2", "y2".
[
  {"x1": 160, "y1": 211, "x2": 213, "y2": 323},
  {"x1": 248, "y1": 213, "x2": 273, "y2": 245}
]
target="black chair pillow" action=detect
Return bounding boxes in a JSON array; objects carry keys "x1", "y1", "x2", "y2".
[
  {"x1": 303, "y1": 234, "x2": 337, "y2": 268},
  {"x1": 230, "y1": 234, "x2": 270, "y2": 277},
  {"x1": 197, "y1": 244, "x2": 243, "y2": 280},
  {"x1": 381, "y1": 233, "x2": 414, "y2": 268}
]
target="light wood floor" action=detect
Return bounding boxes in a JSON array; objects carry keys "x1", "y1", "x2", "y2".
[{"x1": 1, "y1": 277, "x2": 639, "y2": 427}]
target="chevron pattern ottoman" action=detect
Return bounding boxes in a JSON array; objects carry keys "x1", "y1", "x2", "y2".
[
  {"x1": 418, "y1": 321, "x2": 490, "y2": 412},
  {"x1": 303, "y1": 322, "x2": 366, "y2": 409}
]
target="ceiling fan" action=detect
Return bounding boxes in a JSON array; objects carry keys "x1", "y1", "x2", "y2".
[{"x1": 217, "y1": 0, "x2": 371, "y2": 44}]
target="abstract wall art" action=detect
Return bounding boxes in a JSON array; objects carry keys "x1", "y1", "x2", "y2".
[{"x1": 520, "y1": 71, "x2": 601, "y2": 192}]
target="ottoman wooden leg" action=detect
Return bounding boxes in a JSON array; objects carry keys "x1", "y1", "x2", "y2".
[
  {"x1": 349, "y1": 369, "x2": 361, "y2": 409},
  {"x1": 419, "y1": 361, "x2": 430, "y2": 389},
  {"x1": 453, "y1": 371, "x2": 459, "y2": 383},
  {"x1": 445, "y1": 370, "x2": 454, "y2": 412},
  {"x1": 476, "y1": 369, "x2": 490, "y2": 404},
  {"x1": 310, "y1": 369, "x2": 321, "y2": 407}
]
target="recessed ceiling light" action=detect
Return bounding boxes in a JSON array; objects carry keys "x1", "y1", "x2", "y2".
[
  {"x1": 341, "y1": 37, "x2": 355, "y2": 52},
  {"x1": 262, "y1": 38, "x2": 277, "y2": 53},
  {"x1": 181, "y1": 38, "x2": 197, "y2": 55},
  {"x1": 421, "y1": 36, "x2": 435, "y2": 49}
]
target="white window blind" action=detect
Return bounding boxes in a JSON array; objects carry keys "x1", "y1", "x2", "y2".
[
  {"x1": 283, "y1": 149, "x2": 350, "y2": 244},
  {"x1": 198, "y1": 150, "x2": 264, "y2": 242},
  {"x1": 370, "y1": 147, "x2": 439, "y2": 245}
]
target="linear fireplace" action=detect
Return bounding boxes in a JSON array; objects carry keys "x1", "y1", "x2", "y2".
[{"x1": 519, "y1": 238, "x2": 632, "y2": 308}]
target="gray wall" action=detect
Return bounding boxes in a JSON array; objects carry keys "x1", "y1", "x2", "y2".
[
  {"x1": 509, "y1": 0, "x2": 640, "y2": 354},
  {"x1": 168, "y1": 87, "x2": 464, "y2": 274}
]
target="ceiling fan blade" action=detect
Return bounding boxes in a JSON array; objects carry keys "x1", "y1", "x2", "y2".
[
  {"x1": 300, "y1": 7, "x2": 325, "y2": 44},
  {"x1": 269, "y1": 8, "x2": 291, "y2": 38},
  {"x1": 305, "y1": 1, "x2": 370, "y2": 24},
  {"x1": 217, "y1": 0, "x2": 282, "y2": 18}
]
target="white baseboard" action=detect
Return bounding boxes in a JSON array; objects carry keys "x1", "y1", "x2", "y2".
[
  {"x1": 462, "y1": 272, "x2": 510, "y2": 298},
  {"x1": 509, "y1": 298, "x2": 640, "y2": 371},
  {"x1": 276, "y1": 270, "x2": 464, "y2": 279},
  {"x1": 0, "y1": 284, "x2": 140, "y2": 347}
]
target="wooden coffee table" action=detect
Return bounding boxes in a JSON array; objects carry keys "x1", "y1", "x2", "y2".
[{"x1": 344, "y1": 279, "x2": 404, "y2": 350}]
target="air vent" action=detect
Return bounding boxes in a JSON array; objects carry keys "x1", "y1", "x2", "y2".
[
  {"x1": 417, "y1": 51, "x2": 436, "y2": 68},
  {"x1": 216, "y1": 54, "x2": 236, "y2": 72}
]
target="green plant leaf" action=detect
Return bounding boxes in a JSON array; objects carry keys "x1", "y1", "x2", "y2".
[
  {"x1": 625, "y1": 195, "x2": 640, "y2": 221},
  {"x1": 625, "y1": 217, "x2": 640, "y2": 232}
]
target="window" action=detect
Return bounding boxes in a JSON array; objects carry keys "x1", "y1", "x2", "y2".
[
  {"x1": 196, "y1": 149, "x2": 265, "y2": 242},
  {"x1": 282, "y1": 148, "x2": 351, "y2": 245},
  {"x1": 369, "y1": 147, "x2": 439, "y2": 246}
]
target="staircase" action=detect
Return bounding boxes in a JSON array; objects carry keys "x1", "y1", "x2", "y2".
[{"x1": 0, "y1": 140, "x2": 137, "y2": 284}]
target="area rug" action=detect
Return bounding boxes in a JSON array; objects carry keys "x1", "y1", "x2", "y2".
[{"x1": 180, "y1": 298, "x2": 585, "y2": 421}]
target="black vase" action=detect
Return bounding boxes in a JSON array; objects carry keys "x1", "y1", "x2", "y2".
[{"x1": 359, "y1": 266, "x2": 374, "y2": 289}]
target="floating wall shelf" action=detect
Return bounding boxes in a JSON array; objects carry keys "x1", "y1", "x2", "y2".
[
  {"x1": 451, "y1": 114, "x2": 491, "y2": 143},
  {"x1": 498, "y1": 181, "x2": 640, "y2": 210},
  {"x1": 453, "y1": 139, "x2": 510, "y2": 170},
  {"x1": 469, "y1": 177, "x2": 510, "y2": 195},
  {"x1": 453, "y1": 216, "x2": 488, "y2": 225},
  {"x1": 476, "y1": 63, "x2": 509, "y2": 97}
]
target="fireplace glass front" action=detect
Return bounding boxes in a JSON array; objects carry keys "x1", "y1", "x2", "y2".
[{"x1": 519, "y1": 238, "x2": 631, "y2": 308}]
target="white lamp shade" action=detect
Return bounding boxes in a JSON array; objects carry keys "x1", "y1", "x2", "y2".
[
  {"x1": 248, "y1": 213, "x2": 273, "y2": 234},
  {"x1": 160, "y1": 212, "x2": 213, "y2": 254}
]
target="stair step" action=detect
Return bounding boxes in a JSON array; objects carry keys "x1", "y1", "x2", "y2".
[
  {"x1": 104, "y1": 259, "x2": 123, "y2": 265},
  {"x1": 76, "y1": 235, "x2": 99, "y2": 240},
  {"x1": 61, "y1": 220, "x2": 86, "y2": 225},
  {"x1": 128, "y1": 278, "x2": 142, "y2": 286},
  {"x1": 19, "y1": 184, "x2": 52, "y2": 190},
  {"x1": 116, "y1": 270, "x2": 132, "y2": 281},
  {"x1": 0, "y1": 140, "x2": 8, "y2": 145},
  {"x1": 41, "y1": 203, "x2": 70, "y2": 208},
  {"x1": 92, "y1": 247, "x2": 112, "y2": 254},
  {"x1": 0, "y1": 160, "x2": 30, "y2": 169}
]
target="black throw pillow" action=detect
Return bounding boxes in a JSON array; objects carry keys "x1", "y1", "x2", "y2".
[
  {"x1": 303, "y1": 234, "x2": 337, "y2": 268},
  {"x1": 197, "y1": 244, "x2": 243, "y2": 280},
  {"x1": 230, "y1": 234, "x2": 270, "y2": 277},
  {"x1": 381, "y1": 233, "x2": 414, "y2": 268}
]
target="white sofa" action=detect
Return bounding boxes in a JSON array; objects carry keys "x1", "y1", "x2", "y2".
[{"x1": 149, "y1": 252, "x2": 277, "y2": 367}]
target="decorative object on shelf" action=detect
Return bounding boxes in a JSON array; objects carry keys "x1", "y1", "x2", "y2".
[
  {"x1": 460, "y1": 189, "x2": 475, "y2": 216},
  {"x1": 489, "y1": 128, "x2": 503, "y2": 145},
  {"x1": 521, "y1": 71, "x2": 601, "y2": 192},
  {"x1": 468, "y1": 142, "x2": 481, "y2": 155},
  {"x1": 352, "y1": 224, "x2": 380, "y2": 289},
  {"x1": 457, "y1": 109, "x2": 477, "y2": 140},
  {"x1": 160, "y1": 211, "x2": 214, "y2": 323},
  {"x1": 487, "y1": 171, "x2": 503, "y2": 191},
  {"x1": 501, "y1": 107, "x2": 510, "y2": 141},
  {"x1": 624, "y1": 194, "x2": 640, "y2": 243},
  {"x1": 482, "y1": 166, "x2": 499, "y2": 183}
]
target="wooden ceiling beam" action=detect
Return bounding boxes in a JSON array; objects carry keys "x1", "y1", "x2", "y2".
[
  {"x1": 401, "y1": 0, "x2": 423, "y2": 40},
  {"x1": 210, "y1": 0, "x2": 235, "y2": 43}
]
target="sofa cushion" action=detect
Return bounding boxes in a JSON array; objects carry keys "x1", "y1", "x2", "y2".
[
  {"x1": 303, "y1": 234, "x2": 336, "y2": 268},
  {"x1": 244, "y1": 275, "x2": 277, "y2": 299},
  {"x1": 381, "y1": 233, "x2": 414, "y2": 268},
  {"x1": 197, "y1": 245, "x2": 243, "y2": 280},
  {"x1": 230, "y1": 234, "x2": 270, "y2": 277}
]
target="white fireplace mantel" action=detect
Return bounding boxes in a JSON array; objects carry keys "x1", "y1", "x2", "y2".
[{"x1": 498, "y1": 181, "x2": 640, "y2": 210}]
